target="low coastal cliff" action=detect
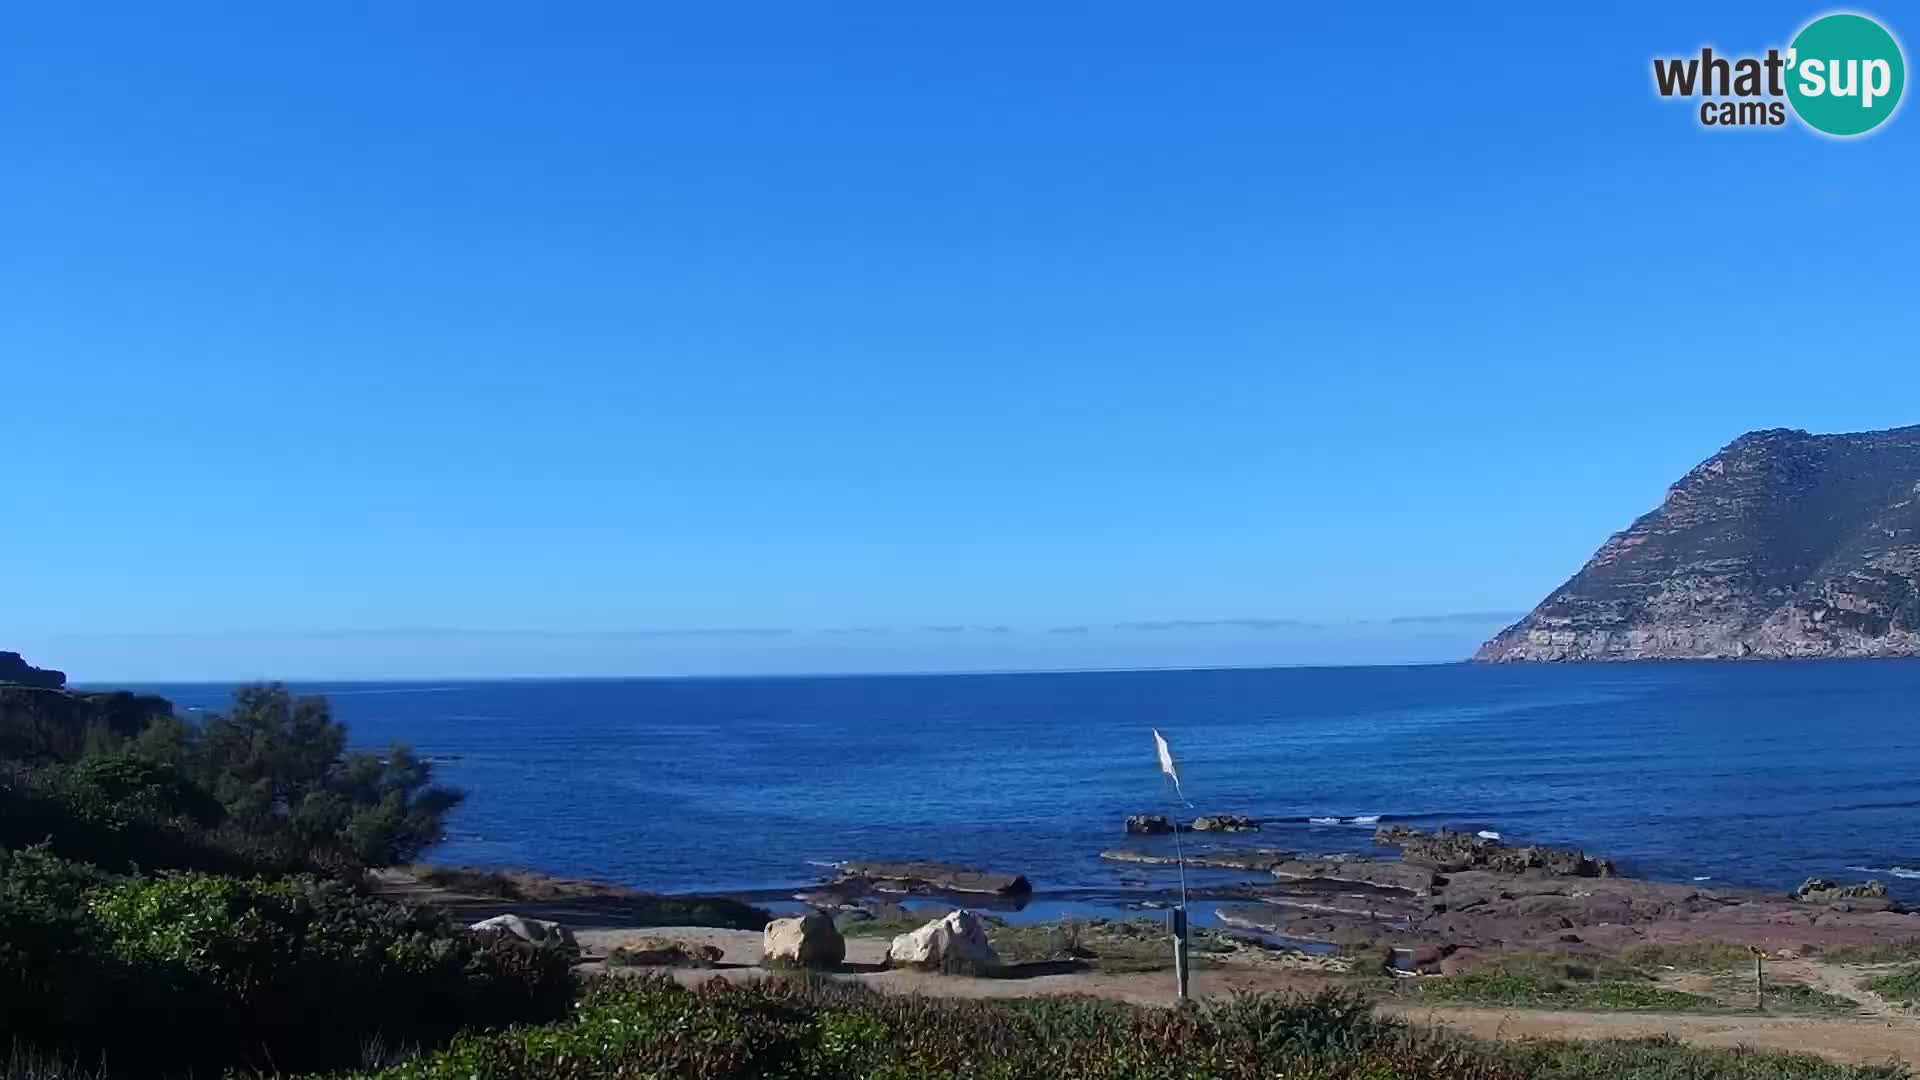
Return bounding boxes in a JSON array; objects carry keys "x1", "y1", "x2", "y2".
[
  {"x1": 0, "y1": 652, "x2": 174, "y2": 761},
  {"x1": 1478, "y1": 425, "x2": 1920, "y2": 661}
]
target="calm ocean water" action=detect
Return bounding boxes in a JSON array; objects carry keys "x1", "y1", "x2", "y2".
[{"x1": 138, "y1": 662, "x2": 1920, "y2": 902}]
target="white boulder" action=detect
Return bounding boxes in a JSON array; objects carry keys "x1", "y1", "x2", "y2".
[
  {"x1": 469, "y1": 913, "x2": 578, "y2": 951},
  {"x1": 762, "y1": 911, "x2": 845, "y2": 968},
  {"x1": 887, "y1": 910, "x2": 1000, "y2": 974}
]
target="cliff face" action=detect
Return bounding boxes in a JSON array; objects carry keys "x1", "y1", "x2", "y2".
[
  {"x1": 0, "y1": 651, "x2": 66, "y2": 689},
  {"x1": 1476, "y1": 425, "x2": 1920, "y2": 662}
]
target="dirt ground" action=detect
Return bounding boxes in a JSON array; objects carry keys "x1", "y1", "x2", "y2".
[
  {"x1": 577, "y1": 926, "x2": 1920, "y2": 1067},
  {"x1": 375, "y1": 868, "x2": 1920, "y2": 1067}
]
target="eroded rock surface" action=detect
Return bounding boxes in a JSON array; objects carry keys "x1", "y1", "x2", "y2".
[
  {"x1": 1102, "y1": 848, "x2": 1295, "y2": 872},
  {"x1": 835, "y1": 861, "x2": 1031, "y2": 897},
  {"x1": 887, "y1": 910, "x2": 1001, "y2": 973},
  {"x1": 1477, "y1": 425, "x2": 1920, "y2": 661},
  {"x1": 763, "y1": 912, "x2": 845, "y2": 968},
  {"x1": 1374, "y1": 825, "x2": 1614, "y2": 878}
]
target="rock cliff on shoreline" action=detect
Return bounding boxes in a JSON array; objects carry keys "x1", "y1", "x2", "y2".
[
  {"x1": 0, "y1": 651, "x2": 65, "y2": 689},
  {"x1": 1477, "y1": 425, "x2": 1920, "y2": 661},
  {"x1": 0, "y1": 651, "x2": 174, "y2": 762}
]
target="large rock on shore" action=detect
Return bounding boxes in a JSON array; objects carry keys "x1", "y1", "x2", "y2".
[
  {"x1": 1374, "y1": 825, "x2": 1614, "y2": 877},
  {"x1": 837, "y1": 860, "x2": 1031, "y2": 897},
  {"x1": 609, "y1": 937, "x2": 725, "y2": 968},
  {"x1": 470, "y1": 914, "x2": 579, "y2": 952},
  {"x1": 762, "y1": 912, "x2": 845, "y2": 968},
  {"x1": 888, "y1": 910, "x2": 1000, "y2": 974}
]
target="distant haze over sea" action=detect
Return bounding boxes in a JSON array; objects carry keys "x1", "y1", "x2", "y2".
[{"x1": 40, "y1": 613, "x2": 1524, "y2": 682}]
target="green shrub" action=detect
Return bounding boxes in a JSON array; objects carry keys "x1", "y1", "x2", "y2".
[
  {"x1": 1865, "y1": 966, "x2": 1920, "y2": 1004},
  {"x1": 0, "y1": 869, "x2": 571, "y2": 1076},
  {"x1": 1395, "y1": 950, "x2": 1720, "y2": 1012},
  {"x1": 1203, "y1": 987, "x2": 1406, "y2": 1056},
  {"x1": 1622, "y1": 940, "x2": 1756, "y2": 972},
  {"x1": 0, "y1": 849, "x2": 119, "y2": 1061},
  {"x1": 67, "y1": 754, "x2": 224, "y2": 828},
  {"x1": 333, "y1": 975, "x2": 1917, "y2": 1080},
  {"x1": 1501, "y1": 1034, "x2": 1910, "y2": 1079},
  {"x1": 0, "y1": 762, "x2": 299, "y2": 877},
  {"x1": 1821, "y1": 938, "x2": 1920, "y2": 965},
  {"x1": 169, "y1": 686, "x2": 465, "y2": 869},
  {"x1": 337, "y1": 976, "x2": 1527, "y2": 1080}
]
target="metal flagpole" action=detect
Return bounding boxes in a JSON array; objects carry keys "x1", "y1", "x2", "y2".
[
  {"x1": 1153, "y1": 727, "x2": 1192, "y2": 1002},
  {"x1": 1169, "y1": 808, "x2": 1191, "y2": 1001}
]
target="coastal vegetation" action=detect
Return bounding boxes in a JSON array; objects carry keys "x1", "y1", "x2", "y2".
[
  {"x1": 1393, "y1": 956, "x2": 1721, "y2": 1013},
  {"x1": 1866, "y1": 967, "x2": 1920, "y2": 1005},
  {"x1": 1821, "y1": 939, "x2": 1920, "y2": 965},
  {"x1": 327, "y1": 974, "x2": 1904, "y2": 1080},
  {"x1": 5, "y1": 660, "x2": 1919, "y2": 1078},
  {"x1": 0, "y1": 673, "x2": 572, "y2": 1076}
]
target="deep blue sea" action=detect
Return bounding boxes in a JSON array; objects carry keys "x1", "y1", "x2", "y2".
[{"x1": 136, "y1": 662, "x2": 1920, "y2": 904}]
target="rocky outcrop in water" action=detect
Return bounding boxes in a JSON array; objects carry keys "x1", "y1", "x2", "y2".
[
  {"x1": 1125, "y1": 814, "x2": 1177, "y2": 835},
  {"x1": 1794, "y1": 878, "x2": 1892, "y2": 908},
  {"x1": 1477, "y1": 425, "x2": 1920, "y2": 661},
  {"x1": 1101, "y1": 848, "x2": 1295, "y2": 872},
  {"x1": 835, "y1": 860, "x2": 1031, "y2": 897},
  {"x1": 1373, "y1": 825, "x2": 1615, "y2": 878},
  {"x1": 1192, "y1": 814, "x2": 1260, "y2": 833}
]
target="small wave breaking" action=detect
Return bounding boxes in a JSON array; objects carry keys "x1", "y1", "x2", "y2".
[{"x1": 1848, "y1": 865, "x2": 1920, "y2": 880}]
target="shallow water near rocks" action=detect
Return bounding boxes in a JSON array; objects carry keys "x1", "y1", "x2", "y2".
[{"x1": 130, "y1": 660, "x2": 1920, "y2": 903}]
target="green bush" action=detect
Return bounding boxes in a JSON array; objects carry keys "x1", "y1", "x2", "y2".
[
  {"x1": 1203, "y1": 987, "x2": 1407, "y2": 1056},
  {"x1": 338, "y1": 976, "x2": 1525, "y2": 1080},
  {"x1": 1394, "y1": 950, "x2": 1720, "y2": 1012},
  {"x1": 141, "y1": 685, "x2": 465, "y2": 870},
  {"x1": 1502, "y1": 1035, "x2": 1909, "y2": 1079},
  {"x1": 0, "y1": 866, "x2": 571, "y2": 1077},
  {"x1": 0, "y1": 849, "x2": 119, "y2": 1059},
  {"x1": 331, "y1": 975, "x2": 1913, "y2": 1080},
  {"x1": 0, "y1": 761, "x2": 299, "y2": 878},
  {"x1": 1865, "y1": 966, "x2": 1920, "y2": 1004}
]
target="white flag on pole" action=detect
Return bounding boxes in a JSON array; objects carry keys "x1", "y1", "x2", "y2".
[{"x1": 1152, "y1": 727, "x2": 1192, "y2": 806}]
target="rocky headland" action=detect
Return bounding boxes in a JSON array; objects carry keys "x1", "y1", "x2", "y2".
[
  {"x1": 1478, "y1": 424, "x2": 1920, "y2": 661},
  {"x1": 0, "y1": 652, "x2": 175, "y2": 762}
]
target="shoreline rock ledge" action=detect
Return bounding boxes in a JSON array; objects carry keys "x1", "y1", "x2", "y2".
[
  {"x1": 1374, "y1": 825, "x2": 1615, "y2": 878},
  {"x1": 834, "y1": 860, "x2": 1031, "y2": 897}
]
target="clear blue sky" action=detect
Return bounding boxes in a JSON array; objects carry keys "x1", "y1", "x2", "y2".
[{"x1": 5, "y1": 3, "x2": 1916, "y2": 680}]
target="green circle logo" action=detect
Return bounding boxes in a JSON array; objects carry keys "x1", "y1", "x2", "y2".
[{"x1": 1787, "y1": 13, "x2": 1906, "y2": 136}]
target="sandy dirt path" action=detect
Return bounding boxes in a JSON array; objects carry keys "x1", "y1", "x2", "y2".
[
  {"x1": 578, "y1": 927, "x2": 1920, "y2": 1067},
  {"x1": 1379, "y1": 1004, "x2": 1920, "y2": 1065}
]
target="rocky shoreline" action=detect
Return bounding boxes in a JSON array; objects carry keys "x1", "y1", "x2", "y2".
[
  {"x1": 823, "y1": 825, "x2": 1916, "y2": 969},
  {"x1": 410, "y1": 821, "x2": 1920, "y2": 980}
]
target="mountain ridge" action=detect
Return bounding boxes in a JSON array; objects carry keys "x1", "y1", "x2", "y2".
[{"x1": 1475, "y1": 424, "x2": 1920, "y2": 662}]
